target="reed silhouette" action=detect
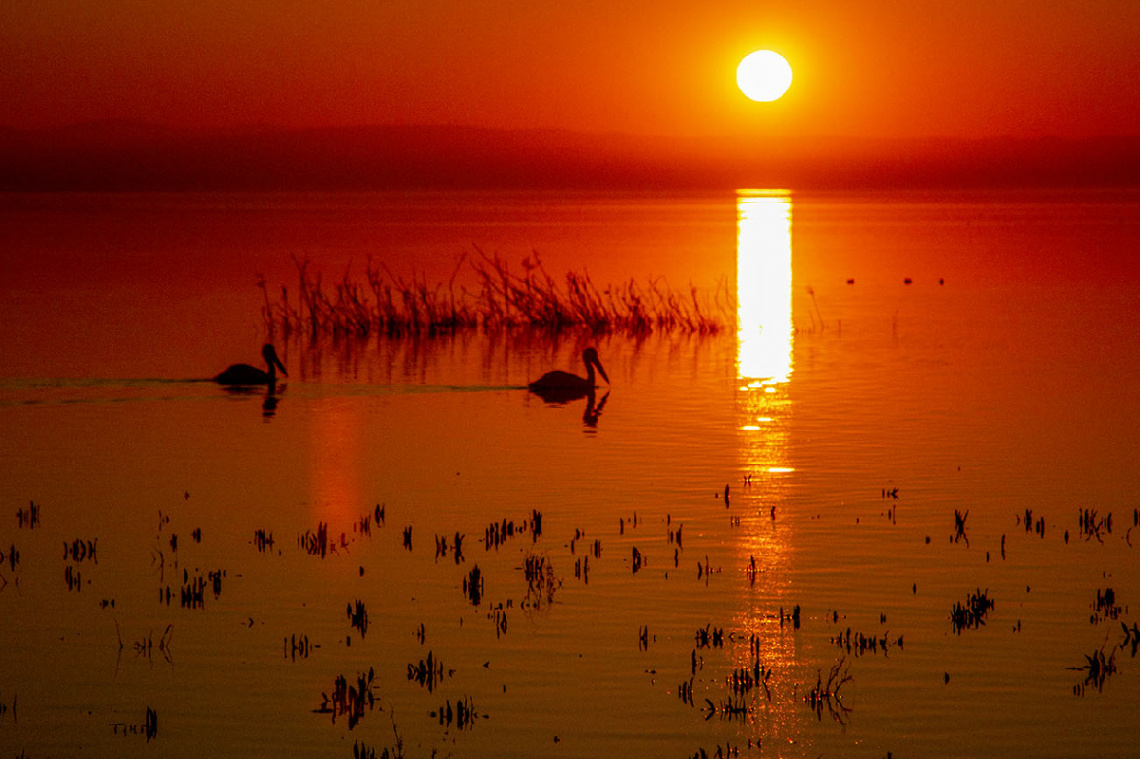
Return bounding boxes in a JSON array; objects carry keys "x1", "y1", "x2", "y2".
[
  {"x1": 315, "y1": 669, "x2": 377, "y2": 729},
  {"x1": 260, "y1": 253, "x2": 728, "y2": 338},
  {"x1": 407, "y1": 651, "x2": 451, "y2": 692},
  {"x1": 807, "y1": 658, "x2": 853, "y2": 724},
  {"x1": 432, "y1": 696, "x2": 479, "y2": 731},
  {"x1": 1071, "y1": 644, "x2": 1118, "y2": 695},
  {"x1": 950, "y1": 588, "x2": 994, "y2": 633},
  {"x1": 17, "y1": 500, "x2": 40, "y2": 529},
  {"x1": 953, "y1": 509, "x2": 970, "y2": 546}
]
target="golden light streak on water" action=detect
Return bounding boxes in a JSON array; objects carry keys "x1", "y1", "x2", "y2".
[
  {"x1": 736, "y1": 191, "x2": 793, "y2": 386},
  {"x1": 731, "y1": 190, "x2": 803, "y2": 741},
  {"x1": 735, "y1": 189, "x2": 794, "y2": 480}
]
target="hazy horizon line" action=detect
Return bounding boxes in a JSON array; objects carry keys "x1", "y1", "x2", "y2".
[
  {"x1": 6, "y1": 117, "x2": 1140, "y2": 142},
  {"x1": 3, "y1": 120, "x2": 1138, "y2": 192}
]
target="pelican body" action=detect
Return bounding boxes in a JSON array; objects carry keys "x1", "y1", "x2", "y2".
[
  {"x1": 215, "y1": 344, "x2": 287, "y2": 385},
  {"x1": 528, "y1": 348, "x2": 609, "y2": 403}
]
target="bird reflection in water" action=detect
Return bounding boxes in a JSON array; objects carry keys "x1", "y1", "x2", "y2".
[
  {"x1": 261, "y1": 384, "x2": 281, "y2": 418},
  {"x1": 528, "y1": 348, "x2": 611, "y2": 428},
  {"x1": 582, "y1": 390, "x2": 609, "y2": 429},
  {"x1": 216, "y1": 379, "x2": 285, "y2": 419}
]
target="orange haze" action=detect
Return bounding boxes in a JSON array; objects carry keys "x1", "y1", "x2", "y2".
[{"x1": 2, "y1": 1, "x2": 1138, "y2": 188}]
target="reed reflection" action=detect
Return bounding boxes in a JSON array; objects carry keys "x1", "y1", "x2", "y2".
[{"x1": 733, "y1": 190, "x2": 801, "y2": 739}]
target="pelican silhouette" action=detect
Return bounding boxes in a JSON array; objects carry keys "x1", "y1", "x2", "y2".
[
  {"x1": 528, "y1": 348, "x2": 609, "y2": 403},
  {"x1": 215, "y1": 344, "x2": 288, "y2": 385}
]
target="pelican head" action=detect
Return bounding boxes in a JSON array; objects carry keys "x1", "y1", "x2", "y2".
[
  {"x1": 582, "y1": 348, "x2": 608, "y2": 385},
  {"x1": 262, "y1": 344, "x2": 287, "y2": 378}
]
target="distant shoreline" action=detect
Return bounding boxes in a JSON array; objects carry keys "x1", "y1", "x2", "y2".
[{"x1": 2, "y1": 122, "x2": 1139, "y2": 192}]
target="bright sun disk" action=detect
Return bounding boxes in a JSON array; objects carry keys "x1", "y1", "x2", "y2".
[{"x1": 737, "y1": 50, "x2": 793, "y2": 102}]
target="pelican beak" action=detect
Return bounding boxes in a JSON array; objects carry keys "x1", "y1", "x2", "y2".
[
  {"x1": 265, "y1": 345, "x2": 288, "y2": 378},
  {"x1": 594, "y1": 358, "x2": 609, "y2": 385}
]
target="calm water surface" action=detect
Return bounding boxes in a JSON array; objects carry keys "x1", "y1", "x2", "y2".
[{"x1": 1, "y1": 190, "x2": 1138, "y2": 757}]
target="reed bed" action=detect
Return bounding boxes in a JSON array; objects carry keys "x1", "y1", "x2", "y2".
[{"x1": 258, "y1": 251, "x2": 732, "y2": 340}]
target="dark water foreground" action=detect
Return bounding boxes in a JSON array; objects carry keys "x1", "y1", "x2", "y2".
[{"x1": 1, "y1": 190, "x2": 1138, "y2": 757}]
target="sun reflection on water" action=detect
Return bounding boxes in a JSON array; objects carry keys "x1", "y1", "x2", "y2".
[
  {"x1": 737, "y1": 191, "x2": 793, "y2": 386},
  {"x1": 736, "y1": 189, "x2": 794, "y2": 479},
  {"x1": 732, "y1": 190, "x2": 803, "y2": 741}
]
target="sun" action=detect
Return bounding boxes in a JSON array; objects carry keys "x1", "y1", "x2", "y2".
[{"x1": 736, "y1": 50, "x2": 793, "y2": 103}]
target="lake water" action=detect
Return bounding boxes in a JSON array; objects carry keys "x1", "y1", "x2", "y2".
[{"x1": 1, "y1": 189, "x2": 1138, "y2": 757}]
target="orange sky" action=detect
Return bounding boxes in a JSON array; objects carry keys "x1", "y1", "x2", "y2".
[{"x1": 3, "y1": 0, "x2": 1138, "y2": 141}]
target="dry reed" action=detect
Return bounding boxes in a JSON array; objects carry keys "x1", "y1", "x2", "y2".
[{"x1": 258, "y1": 251, "x2": 732, "y2": 340}]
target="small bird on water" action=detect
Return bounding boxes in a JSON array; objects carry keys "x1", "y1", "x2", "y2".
[
  {"x1": 528, "y1": 347, "x2": 609, "y2": 403},
  {"x1": 215, "y1": 344, "x2": 288, "y2": 385}
]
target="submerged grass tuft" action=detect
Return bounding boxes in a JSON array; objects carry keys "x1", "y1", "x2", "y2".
[{"x1": 259, "y1": 251, "x2": 732, "y2": 339}]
